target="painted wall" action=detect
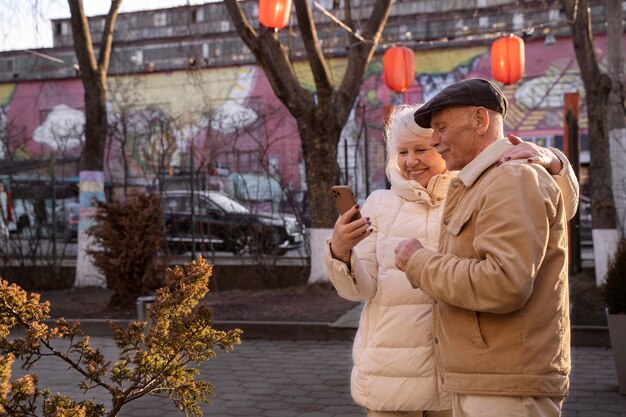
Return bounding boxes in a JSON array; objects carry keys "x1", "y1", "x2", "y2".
[{"x1": 0, "y1": 34, "x2": 623, "y2": 198}]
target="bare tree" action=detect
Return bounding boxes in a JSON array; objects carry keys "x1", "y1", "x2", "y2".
[
  {"x1": 0, "y1": 109, "x2": 28, "y2": 167},
  {"x1": 225, "y1": 0, "x2": 393, "y2": 282},
  {"x1": 137, "y1": 106, "x2": 180, "y2": 193},
  {"x1": 68, "y1": 0, "x2": 121, "y2": 172},
  {"x1": 107, "y1": 76, "x2": 145, "y2": 197},
  {"x1": 561, "y1": 0, "x2": 626, "y2": 284},
  {"x1": 67, "y1": 0, "x2": 122, "y2": 286}
]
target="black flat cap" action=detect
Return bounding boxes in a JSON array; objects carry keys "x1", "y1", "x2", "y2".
[{"x1": 414, "y1": 78, "x2": 508, "y2": 128}]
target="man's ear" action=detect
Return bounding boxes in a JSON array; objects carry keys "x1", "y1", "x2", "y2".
[{"x1": 474, "y1": 107, "x2": 490, "y2": 135}]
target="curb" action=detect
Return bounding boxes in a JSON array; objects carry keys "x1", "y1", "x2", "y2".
[
  {"x1": 570, "y1": 325, "x2": 610, "y2": 347},
  {"x1": 41, "y1": 319, "x2": 608, "y2": 346}
]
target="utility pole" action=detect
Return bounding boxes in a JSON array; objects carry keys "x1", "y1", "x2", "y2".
[{"x1": 564, "y1": 93, "x2": 581, "y2": 275}]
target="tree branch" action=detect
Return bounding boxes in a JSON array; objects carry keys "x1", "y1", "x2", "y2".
[
  {"x1": 97, "y1": 0, "x2": 123, "y2": 74},
  {"x1": 294, "y1": 0, "x2": 333, "y2": 99},
  {"x1": 223, "y1": 0, "x2": 311, "y2": 118},
  {"x1": 67, "y1": 0, "x2": 98, "y2": 77},
  {"x1": 40, "y1": 338, "x2": 117, "y2": 394},
  {"x1": 343, "y1": 0, "x2": 354, "y2": 30},
  {"x1": 561, "y1": 0, "x2": 601, "y2": 89},
  {"x1": 335, "y1": 0, "x2": 392, "y2": 125}
]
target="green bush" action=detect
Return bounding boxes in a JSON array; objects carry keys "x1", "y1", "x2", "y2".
[
  {"x1": 604, "y1": 239, "x2": 626, "y2": 314},
  {"x1": 87, "y1": 192, "x2": 165, "y2": 308}
]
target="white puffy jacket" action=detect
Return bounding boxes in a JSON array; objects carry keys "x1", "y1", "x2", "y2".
[{"x1": 325, "y1": 167, "x2": 453, "y2": 412}]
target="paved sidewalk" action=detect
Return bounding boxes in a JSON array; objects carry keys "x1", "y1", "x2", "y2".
[{"x1": 10, "y1": 336, "x2": 626, "y2": 417}]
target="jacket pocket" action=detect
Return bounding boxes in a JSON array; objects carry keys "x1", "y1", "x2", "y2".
[
  {"x1": 467, "y1": 310, "x2": 488, "y2": 349},
  {"x1": 446, "y1": 209, "x2": 473, "y2": 236}
]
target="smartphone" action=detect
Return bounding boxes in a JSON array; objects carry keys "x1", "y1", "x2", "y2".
[{"x1": 331, "y1": 185, "x2": 362, "y2": 222}]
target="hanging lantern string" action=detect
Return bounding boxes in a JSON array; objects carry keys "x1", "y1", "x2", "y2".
[
  {"x1": 312, "y1": 1, "x2": 369, "y2": 43},
  {"x1": 382, "y1": 19, "x2": 574, "y2": 50}
]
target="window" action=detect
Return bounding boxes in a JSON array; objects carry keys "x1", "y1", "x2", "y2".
[
  {"x1": 548, "y1": 8, "x2": 560, "y2": 22},
  {"x1": 163, "y1": 196, "x2": 189, "y2": 213},
  {"x1": 154, "y1": 12, "x2": 167, "y2": 27},
  {"x1": 131, "y1": 51, "x2": 143, "y2": 66},
  {"x1": 55, "y1": 22, "x2": 70, "y2": 35},
  {"x1": 191, "y1": 8, "x2": 204, "y2": 23},
  {"x1": 512, "y1": 13, "x2": 524, "y2": 30},
  {"x1": 0, "y1": 59, "x2": 14, "y2": 72}
]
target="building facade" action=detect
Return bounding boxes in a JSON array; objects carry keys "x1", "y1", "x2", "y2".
[{"x1": 0, "y1": 0, "x2": 622, "y2": 206}]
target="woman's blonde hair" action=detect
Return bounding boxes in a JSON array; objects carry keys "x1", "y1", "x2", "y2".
[{"x1": 384, "y1": 104, "x2": 434, "y2": 181}]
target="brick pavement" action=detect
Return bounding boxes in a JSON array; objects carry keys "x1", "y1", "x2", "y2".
[
  {"x1": 564, "y1": 346, "x2": 626, "y2": 417},
  {"x1": 9, "y1": 336, "x2": 626, "y2": 417}
]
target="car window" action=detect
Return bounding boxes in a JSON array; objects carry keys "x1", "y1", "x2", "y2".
[
  {"x1": 194, "y1": 197, "x2": 211, "y2": 212},
  {"x1": 209, "y1": 193, "x2": 249, "y2": 214},
  {"x1": 163, "y1": 196, "x2": 189, "y2": 213}
]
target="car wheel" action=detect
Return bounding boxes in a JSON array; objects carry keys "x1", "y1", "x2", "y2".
[
  {"x1": 258, "y1": 229, "x2": 286, "y2": 255},
  {"x1": 17, "y1": 215, "x2": 30, "y2": 234},
  {"x1": 62, "y1": 228, "x2": 71, "y2": 243},
  {"x1": 229, "y1": 230, "x2": 250, "y2": 255}
]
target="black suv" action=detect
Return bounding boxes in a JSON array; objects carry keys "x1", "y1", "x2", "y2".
[{"x1": 161, "y1": 190, "x2": 304, "y2": 255}]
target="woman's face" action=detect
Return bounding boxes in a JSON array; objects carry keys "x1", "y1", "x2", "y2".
[{"x1": 397, "y1": 135, "x2": 447, "y2": 187}]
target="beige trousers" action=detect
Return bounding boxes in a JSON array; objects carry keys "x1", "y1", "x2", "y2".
[
  {"x1": 367, "y1": 410, "x2": 453, "y2": 417},
  {"x1": 451, "y1": 394, "x2": 563, "y2": 417}
]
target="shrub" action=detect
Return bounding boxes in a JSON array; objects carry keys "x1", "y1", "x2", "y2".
[
  {"x1": 87, "y1": 192, "x2": 164, "y2": 308},
  {"x1": 604, "y1": 238, "x2": 626, "y2": 314},
  {"x1": 0, "y1": 257, "x2": 241, "y2": 417}
]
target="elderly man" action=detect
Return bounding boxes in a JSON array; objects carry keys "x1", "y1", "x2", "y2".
[{"x1": 394, "y1": 78, "x2": 575, "y2": 417}]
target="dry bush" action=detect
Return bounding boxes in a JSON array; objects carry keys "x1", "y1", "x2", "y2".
[{"x1": 87, "y1": 193, "x2": 164, "y2": 308}]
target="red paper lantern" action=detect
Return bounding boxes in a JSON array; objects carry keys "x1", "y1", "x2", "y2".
[
  {"x1": 259, "y1": 0, "x2": 293, "y2": 30},
  {"x1": 383, "y1": 46, "x2": 414, "y2": 93},
  {"x1": 491, "y1": 34, "x2": 525, "y2": 85}
]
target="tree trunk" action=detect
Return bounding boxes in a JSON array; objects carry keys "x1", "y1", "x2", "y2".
[
  {"x1": 606, "y1": 0, "x2": 626, "y2": 231},
  {"x1": 82, "y1": 77, "x2": 107, "y2": 171},
  {"x1": 297, "y1": 112, "x2": 342, "y2": 283},
  {"x1": 68, "y1": 0, "x2": 122, "y2": 287},
  {"x1": 562, "y1": 0, "x2": 619, "y2": 285},
  {"x1": 299, "y1": 117, "x2": 342, "y2": 228}
]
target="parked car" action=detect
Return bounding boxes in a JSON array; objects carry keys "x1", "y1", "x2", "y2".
[
  {"x1": 52, "y1": 201, "x2": 80, "y2": 242},
  {"x1": 8, "y1": 198, "x2": 35, "y2": 235},
  {"x1": 160, "y1": 190, "x2": 305, "y2": 255},
  {"x1": 9, "y1": 198, "x2": 79, "y2": 242}
]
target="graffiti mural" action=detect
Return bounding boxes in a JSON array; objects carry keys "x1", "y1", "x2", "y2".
[{"x1": 0, "y1": 34, "x2": 623, "y2": 196}]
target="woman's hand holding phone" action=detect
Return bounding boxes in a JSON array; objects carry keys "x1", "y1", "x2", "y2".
[{"x1": 329, "y1": 186, "x2": 373, "y2": 264}]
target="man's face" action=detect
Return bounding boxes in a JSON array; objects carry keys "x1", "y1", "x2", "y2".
[{"x1": 428, "y1": 106, "x2": 485, "y2": 171}]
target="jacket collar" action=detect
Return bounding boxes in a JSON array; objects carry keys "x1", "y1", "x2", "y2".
[
  {"x1": 389, "y1": 168, "x2": 452, "y2": 206},
  {"x1": 457, "y1": 138, "x2": 511, "y2": 187}
]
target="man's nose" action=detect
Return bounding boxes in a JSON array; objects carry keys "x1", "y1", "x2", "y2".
[{"x1": 428, "y1": 133, "x2": 438, "y2": 146}]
